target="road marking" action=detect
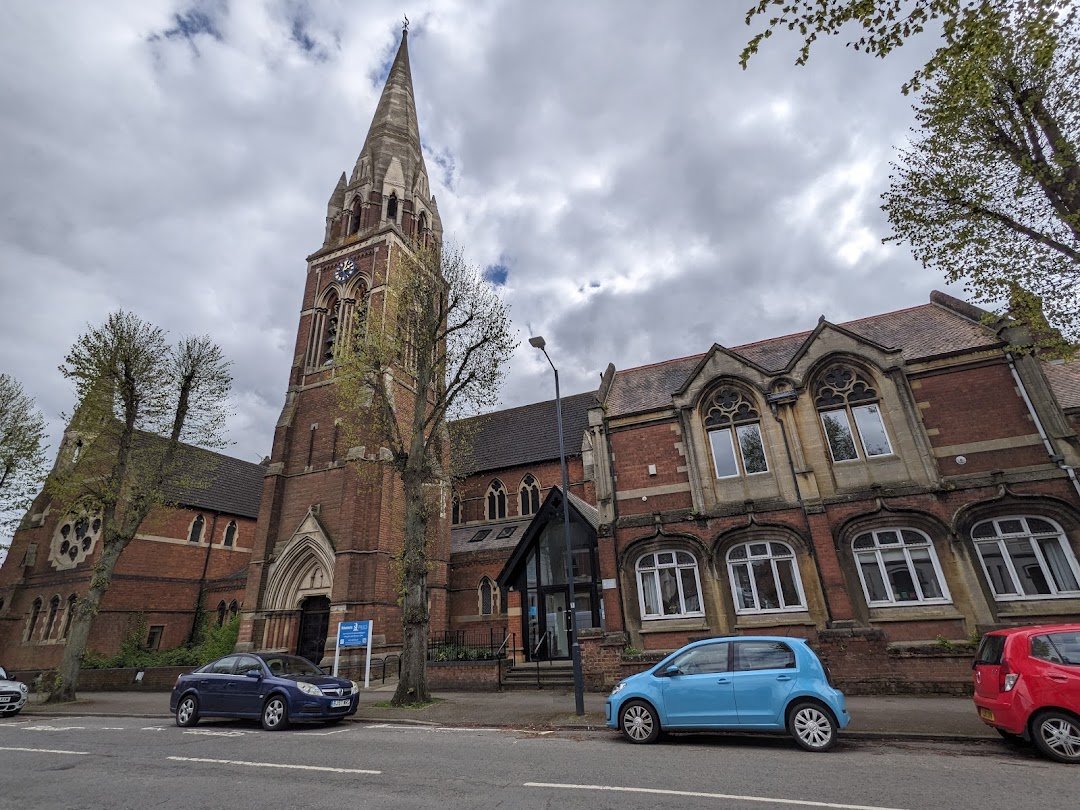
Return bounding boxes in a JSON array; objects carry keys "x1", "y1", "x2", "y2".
[
  {"x1": 0, "y1": 746, "x2": 89, "y2": 755},
  {"x1": 167, "y1": 756, "x2": 381, "y2": 775},
  {"x1": 294, "y1": 728, "x2": 352, "y2": 736},
  {"x1": 182, "y1": 730, "x2": 254, "y2": 737},
  {"x1": 141, "y1": 727, "x2": 167, "y2": 732},
  {"x1": 523, "y1": 783, "x2": 911, "y2": 810},
  {"x1": 23, "y1": 725, "x2": 85, "y2": 732},
  {"x1": 100, "y1": 727, "x2": 126, "y2": 731}
]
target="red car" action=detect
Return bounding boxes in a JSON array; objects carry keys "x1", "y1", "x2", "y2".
[{"x1": 973, "y1": 624, "x2": 1080, "y2": 763}]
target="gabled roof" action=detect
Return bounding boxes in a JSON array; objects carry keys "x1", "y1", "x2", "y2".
[
  {"x1": 452, "y1": 391, "x2": 596, "y2": 474},
  {"x1": 450, "y1": 517, "x2": 533, "y2": 555},
  {"x1": 495, "y1": 486, "x2": 598, "y2": 590},
  {"x1": 1045, "y1": 360, "x2": 1080, "y2": 411},
  {"x1": 604, "y1": 292, "x2": 1003, "y2": 418}
]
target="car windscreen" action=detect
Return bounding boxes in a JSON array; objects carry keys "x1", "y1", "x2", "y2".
[
  {"x1": 0, "y1": 667, "x2": 7, "y2": 680},
  {"x1": 1032, "y1": 632, "x2": 1080, "y2": 666},
  {"x1": 975, "y1": 634, "x2": 1006, "y2": 665},
  {"x1": 260, "y1": 654, "x2": 323, "y2": 677}
]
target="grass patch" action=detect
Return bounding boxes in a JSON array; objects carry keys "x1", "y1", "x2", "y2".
[{"x1": 371, "y1": 697, "x2": 445, "y2": 710}]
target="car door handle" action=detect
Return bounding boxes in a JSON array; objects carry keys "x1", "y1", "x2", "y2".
[
  {"x1": 717, "y1": 678, "x2": 730, "y2": 684},
  {"x1": 1048, "y1": 675, "x2": 1069, "y2": 682},
  {"x1": 776, "y1": 675, "x2": 792, "y2": 681}
]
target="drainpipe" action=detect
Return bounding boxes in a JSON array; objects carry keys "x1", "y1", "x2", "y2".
[
  {"x1": 1006, "y1": 352, "x2": 1080, "y2": 499},
  {"x1": 767, "y1": 392, "x2": 835, "y2": 626}
]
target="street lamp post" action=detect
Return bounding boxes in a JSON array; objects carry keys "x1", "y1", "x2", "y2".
[{"x1": 529, "y1": 335, "x2": 585, "y2": 716}]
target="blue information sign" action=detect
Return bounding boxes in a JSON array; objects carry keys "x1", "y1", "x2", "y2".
[{"x1": 337, "y1": 620, "x2": 370, "y2": 648}]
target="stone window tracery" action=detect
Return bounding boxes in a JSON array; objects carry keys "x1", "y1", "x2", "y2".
[
  {"x1": 223, "y1": 520, "x2": 237, "y2": 547},
  {"x1": 25, "y1": 598, "x2": 42, "y2": 642},
  {"x1": 43, "y1": 595, "x2": 60, "y2": 640},
  {"x1": 50, "y1": 512, "x2": 102, "y2": 570},
  {"x1": 813, "y1": 363, "x2": 892, "y2": 461},
  {"x1": 519, "y1": 474, "x2": 541, "y2": 516},
  {"x1": 189, "y1": 514, "x2": 205, "y2": 543},
  {"x1": 487, "y1": 480, "x2": 506, "y2": 520},
  {"x1": 479, "y1": 577, "x2": 498, "y2": 615},
  {"x1": 703, "y1": 385, "x2": 768, "y2": 478},
  {"x1": 62, "y1": 594, "x2": 77, "y2": 639}
]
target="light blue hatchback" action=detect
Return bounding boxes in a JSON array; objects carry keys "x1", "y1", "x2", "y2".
[{"x1": 605, "y1": 636, "x2": 850, "y2": 751}]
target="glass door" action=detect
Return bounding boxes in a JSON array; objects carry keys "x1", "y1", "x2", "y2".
[{"x1": 543, "y1": 589, "x2": 570, "y2": 659}]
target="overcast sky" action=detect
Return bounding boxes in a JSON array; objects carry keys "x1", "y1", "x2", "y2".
[{"x1": 0, "y1": 1, "x2": 965, "y2": 539}]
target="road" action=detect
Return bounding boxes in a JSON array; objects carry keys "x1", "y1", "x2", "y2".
[{"x1": 0, "y1": 714, "x2": 1072, "y2": 810}]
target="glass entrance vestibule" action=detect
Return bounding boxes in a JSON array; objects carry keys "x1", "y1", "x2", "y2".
[{"x1": 500, "y1": 493, "x2": 603, "y2": 661}]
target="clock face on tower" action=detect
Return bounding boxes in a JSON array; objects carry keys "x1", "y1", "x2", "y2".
[{"x1": 332, "y1": 258, "x2": 357, "y2": 283}]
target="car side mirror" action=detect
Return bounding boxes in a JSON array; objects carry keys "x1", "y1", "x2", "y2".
[
  {"x1": 665, "y1": 665, "x2": 682, "y2": 677},
  {"x1": 245, "y1": 669, "x2": 263, "y2": 679}
]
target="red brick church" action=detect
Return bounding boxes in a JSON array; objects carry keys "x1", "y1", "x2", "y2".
[{"x1": 4, "y1": 30, "x2": 1080, "y2": 691}]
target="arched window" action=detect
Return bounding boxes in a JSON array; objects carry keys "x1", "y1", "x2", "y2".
[
  {"x1": 726, "y1": 542, "x2": 806, "y2": 614},
  {"x1": 418, "y1": 211, "x2": 428, "y2": 236},
  {"x1": 349, "y1": 198, "x2": 362, "y2": 234},
  {"x1": 217, "y1": 601, "x2": 227, "y2": 627},
  {"x1": 189, "y1": 514, "x2": 205, "y2": 543},
  {"x1": 636, "y1": 551, "x2": 704, "y2": 619},
  {"x1": 853, "y1": 529, "x2": 950, "y2": 606},
  {"x1": 223, "y1": 521, "x2": 237, "y2": 547},
  {"x1": 26, "y1": 598, "x2": 42, "y2": 642},
  {"x1": 229, "y1": 600, "x2": 239, "y2": 620},
  {"x1": 519, "y1": 475, "x2": 541, "y2": 516},
  {"x1": 386, "y1": 192, "x2": 398, "y2": 222},
  {"x1": 703, "y1": 385, "x2": 768, "y2": 478},
  {"x1": 62, "y1": 594, "x2": 77, "y2": 639},
  {"x1": 43, "y1": 596, "x2": 60, "y2": 640},
  {"x1": 322, "y1": 292, "x2": 340, "y2": 366},
  {"x1": 487, "y1": 480, "x2": 506, "y2": 520},
  {"x1": 972, "y1": 516, "x2": 1080, "y2": 600},
  {"x1": 479, "y1": 578, "x2": 498, "y2": 615},
  {"x1": 452, "y1": 495, "x2": 461, "y2": 525},
  {"x1": 813, "y1": 363, "x2": 892, "y2": 461}
]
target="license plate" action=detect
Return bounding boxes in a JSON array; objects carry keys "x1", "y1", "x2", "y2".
[
  {"x1": 331, "y1": 699, "x2": 350, "y2": 708},
  {"x1": 979, "y1": 708, "x2": 995, "y2": 722},
  {"x1": 0, "y1": 697, "x2": 10, "y2": 703}
]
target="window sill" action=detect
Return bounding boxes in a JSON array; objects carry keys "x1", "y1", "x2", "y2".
[
  {"x1": 867, "y1": 605, "x2": 962, "y2": 622},
  {"x1": 995, "y1": 597, "x2": 1080, "y2": 616},
  {"x1": 734, "y1": 611, "x2": 816, "y2": 629},
  {"x1": 639, "y1": 616, "x2": 708, "y2": 634}
]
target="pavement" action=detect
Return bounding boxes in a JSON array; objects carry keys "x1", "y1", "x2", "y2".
[{"x1": 18, "y1": 683, "x2": 997, "y2": 741}]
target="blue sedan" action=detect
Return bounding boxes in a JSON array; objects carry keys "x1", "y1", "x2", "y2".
[
  {"x1": 606, "y1": 636, "x2": 849, "y2": 751},
  {"x1": 170, "y1": 652, "x2": 360, "y2": 730}
]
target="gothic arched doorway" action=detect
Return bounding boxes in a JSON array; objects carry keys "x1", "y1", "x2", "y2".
[{"x1": 297, "y1": 595, "x2": 330, "y2": 665}]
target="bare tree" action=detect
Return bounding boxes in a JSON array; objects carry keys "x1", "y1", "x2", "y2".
[
  {"x1": 47, "y1": 311, "x2": 232, "y2": 702},
  {"x1": 337, "y1": 244, "x2": 517, "y2": 704},
  {"x1": 0, "y1": 373, "x2": 48, "y2": 540}
]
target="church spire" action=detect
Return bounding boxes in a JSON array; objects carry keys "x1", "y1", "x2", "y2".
[{"x1": 323, "y1": 25, "x2": 439, "y2": 249}]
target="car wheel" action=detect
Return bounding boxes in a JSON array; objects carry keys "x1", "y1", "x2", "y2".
[
  {"x1": 788, "y1": 701, "x2": 837, "y2": 752},
  {"x1": 175, "y1": 695, "x2": 199, "y2": 728},
  {"x1": 1031, "y1": 710, "x2": 1080, "y2": 763},
  {"x1": 619, "y1": 700, "x2": 660, "y2": 744},
  {"x1": 262, "y1": 695, "x2": 290, "y2": 731}
]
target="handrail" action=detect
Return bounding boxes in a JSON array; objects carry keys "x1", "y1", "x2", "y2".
[
  {"x1": 496, "y1": 633, "x2": 513, "y2": 658},
  {"x1": 533, "y1": 632, "x2": 549, "y2": 689}
]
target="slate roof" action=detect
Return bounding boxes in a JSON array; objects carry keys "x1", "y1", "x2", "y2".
[
  {"x1": 452, "y1": 391, "x2": 597, "y2": 474},
  {"x1": 1045, "y1": 360, "x2": 1080, "y2": 411},
  {"x1": 161, "y1": 441, "x2": 266, "y2": 519},
  {"x1": 451, "y1": 517, "x2": 533, "y2": 555},
  {"x1": 605, "y1": 292, "x2": 1003, "y2": 418}
]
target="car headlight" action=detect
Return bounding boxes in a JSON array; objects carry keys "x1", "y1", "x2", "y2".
[
  {"x1": 350, "y1": 681, "x2": 360, "y2": 695},
  {"x1": 610, "y1": 681, "x2": 626, "y2": 696},
  {"x1": 19, "y1": 684, "x2": 28, "y2": 694},
  {"x1": 295, "y1": 681, "x2": 322, "y2": 696}
]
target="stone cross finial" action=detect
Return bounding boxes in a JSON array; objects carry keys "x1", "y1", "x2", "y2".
[{"x1": 403, "y1": 14, "x2": 409, "y2": 33}]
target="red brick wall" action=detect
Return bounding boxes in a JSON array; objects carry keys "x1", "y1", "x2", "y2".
[{"x1": 609, "y1": 420, "x2": 692, "y2": 517}]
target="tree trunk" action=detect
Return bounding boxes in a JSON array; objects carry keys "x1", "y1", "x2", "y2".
[
  {"x1": 46, "y1": 535, "x2": 128, "y2": 702},
  {"x1": 392, "y1": 466, "x2": 430, "y2": 705}
]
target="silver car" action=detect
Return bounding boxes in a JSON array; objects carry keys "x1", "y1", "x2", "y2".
[{"x1": 0, "y1": 666, "x2": 28, "y2": 717}]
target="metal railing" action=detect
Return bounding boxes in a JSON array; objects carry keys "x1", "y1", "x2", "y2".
[
  {"x1": 533, "y1": 631, "x2": 549, "y2": 688},
  {"x1": 427, "y1": 628, "x2": 509, "y2": 662}
]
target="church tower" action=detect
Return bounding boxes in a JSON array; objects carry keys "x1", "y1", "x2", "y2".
[{"x1": 237, "y1": 26, "x2": 449, "y2": 664}]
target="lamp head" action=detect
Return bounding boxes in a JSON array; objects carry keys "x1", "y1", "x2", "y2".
[{"x1": 528, "y1": 335, "x2": 546, "y2": 350}]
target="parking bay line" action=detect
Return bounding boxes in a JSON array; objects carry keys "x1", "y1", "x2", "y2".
[
  {"x1": 168, "y1": 756, "x2": 381, "y2": 775},
  {"x1": 523, "y1": 782, "x2": 910, "y2": 810},
  {"x1": 0, "y1": 746, "x2": 89, "y2": 756}
]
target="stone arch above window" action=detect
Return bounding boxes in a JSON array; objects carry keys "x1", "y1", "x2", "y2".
[
  {"x1": 479, "y1": 577, "x2": 499, "y2": 616},
  {"x1": 971, "y1": 515, "x2": 1080, "y2": 601},
  {"x1": 852, "y1": 528, "x2": 951, "y2": 606},
  {"x1": 189, "y1": 514, "x2": 205, "y2": 543},
  {"x1": 229, "y1": 600, "x2": 239, "y2": 620},
  {"x1": 635, "y1": 550, "x2": 704, "y2": 619},
  {"x1": 701, "y1": 384, "x2": 768, "y2": 478},
  {"x1": 43, "y1": 595, "x2": 61, "y2": 640},
  {"x1": 519, "y1": 474, "x2": 541, "y2": 516},
  {"x1": 725, "y1": 541, "x2": 806, "y2": 614},
  {"x1": 811, "y1": 362, "x2": 892, "y2": 461},
  {"x1": 223, "y1": 520, "x2": 237, "y2": 547},
  {"x1": 487, "y1": 480, "x2": 507, "y2": 520}
]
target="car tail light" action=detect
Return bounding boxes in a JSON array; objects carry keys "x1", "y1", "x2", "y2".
[{"x1": 999, "y1": 660, "x2": 1019, "y2": 692}]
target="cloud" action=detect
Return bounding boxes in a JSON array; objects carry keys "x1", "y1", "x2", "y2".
[{"x1": 0, "y1": 1, "x2": 967, "y2": 541}]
